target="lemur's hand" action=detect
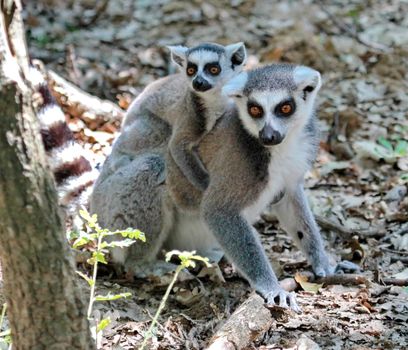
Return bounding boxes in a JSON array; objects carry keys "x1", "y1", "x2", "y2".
[{"x1": 263, "y1": 286, "x2": 301, "y2": 313}]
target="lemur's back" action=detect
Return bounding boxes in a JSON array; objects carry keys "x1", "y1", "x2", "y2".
[{"x1": 123, "y1": 73, "x2": 188, "y2": 127}]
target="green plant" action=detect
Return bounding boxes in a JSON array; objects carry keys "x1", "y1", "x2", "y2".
[
  {"x1": 377, "y1": 136, "x2": 408, "y2": 158},
  {"x1": 0, "y1": 303, "x2": 11, "y2": 350},
  {"x1": 139, "y1": 251, "x2": 211, "y2": 350},
  {"x1": 73, "y1": 209, "x2": 145, "y2": 342}
]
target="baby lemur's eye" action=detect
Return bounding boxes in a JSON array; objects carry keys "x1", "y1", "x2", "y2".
[
  {"x1": 247, "y1": 103, "x2": 264, "y2": 118},
  {"x1": 187, "y1": 66, "x2": 197, "y2": 76}
]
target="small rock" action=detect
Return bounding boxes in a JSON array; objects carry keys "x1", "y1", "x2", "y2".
[
  {"x1": 384, "y1": 185, "x2": 407, "y2": 203},
  {"x1": 296, "y1": 335, "x2": 321, "y2": 350}
]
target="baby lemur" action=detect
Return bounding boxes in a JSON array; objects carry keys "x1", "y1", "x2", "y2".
[
  {"x1": 124, "y1": 42, "x2": 246, "y2": 192},
  {"x1": 165, "y1": 64, "x2": 360, "y2": 311},
  {"x1": 91, "y1": 42, "x2": 247, "y2": 269}
]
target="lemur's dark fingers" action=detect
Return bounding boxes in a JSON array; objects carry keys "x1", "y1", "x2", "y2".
[{"x1": 265, "y1": 289, "x2": 302, "y2": 313}]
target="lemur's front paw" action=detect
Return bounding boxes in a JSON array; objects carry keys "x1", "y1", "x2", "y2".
[{"x1": 264, "y1": 287, "x2": 301, "y2": 313}]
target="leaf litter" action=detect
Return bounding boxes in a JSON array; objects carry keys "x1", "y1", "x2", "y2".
[{"x1": 14, "y1": 0, "x2": 408, "y2": 348}]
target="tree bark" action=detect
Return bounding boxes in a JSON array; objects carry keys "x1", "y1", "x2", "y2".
[{"x1": 0, "y1": 1, "x2": 95, "y2": 349}]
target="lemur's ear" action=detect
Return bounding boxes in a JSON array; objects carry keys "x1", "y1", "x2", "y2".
[
  {"x1": 293, "y1": 66, "x2": 322, "y2": 100},
  {"x1": 167, "y1": 45, "x2": 188, "y2": 67},
  {"x1": 225, "y1": 42, "x2": 247, "y2": 67},
  {"x1": 222, "y1": 72, "x2": 248, "y2": 98}
]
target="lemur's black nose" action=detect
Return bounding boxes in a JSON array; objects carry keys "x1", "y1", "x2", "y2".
[
  {"x1": 259, "y1": 126, "x2": 283, "y2": 146},
  {"x1": 193, "y1": 77, "x2": 212, "y2": 92}
]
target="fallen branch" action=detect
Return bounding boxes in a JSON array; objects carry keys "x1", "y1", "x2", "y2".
[
  {"x1": 206, "y1": 293, "x2": 274, "y2": 350},
  {"x1": 46, "y1": 68, "x2": 124, "y2": 128},
  {"x1": 316, "y1": 273, "x2": 371, "y2": 288},
  {"x1": 281, "y1": 272, "x2": 371, "y2": 290},
  {"x1": 382, "y1": 278, "x2": 408, "y2": 286},
  {"x1": 315, "y1": 215, "x2": 386, "y2": 239}
]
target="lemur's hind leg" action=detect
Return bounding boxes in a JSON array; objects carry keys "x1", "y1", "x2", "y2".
[
  {"x1": 273, "y1": 185, "x2": 360, "y2": 277},
  {"x1": 90, "y1": 153, "x2": 174, "y2": 275}
]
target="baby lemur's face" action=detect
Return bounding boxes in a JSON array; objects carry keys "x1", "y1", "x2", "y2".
[
  {"x1": 223, "y1": 64, "x2": 322, "y2": 147},
  {"x1": 168, "y1": 42, "x2": 247, "y2": 94}
]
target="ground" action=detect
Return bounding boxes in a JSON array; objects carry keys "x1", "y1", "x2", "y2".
[{"x1": 11, "y1": 0, "x2": 408, "y2": 349}]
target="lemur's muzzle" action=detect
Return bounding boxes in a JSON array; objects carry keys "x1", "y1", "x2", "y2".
[
  {"x1": 193, "y1": 76, "x2": 212, "y2": 92},
  {"x1": 259, "y1": 125, "x2": 283, "y2": 146}
]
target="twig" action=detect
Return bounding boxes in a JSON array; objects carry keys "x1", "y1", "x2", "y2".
[
  {"x1": 315, "y1": 215, "x2": 386, "y2": 239},
  {"x1": 381, "y1": 278, "x2": 408, "y2": 286},
  {"x1": 79, "y1": 0, "x2": 109, "y2": 28},
  {"x1": 139, "y1": 265, "x2": 184, "y2": 350},
  {"x1": 282, "y1": 272, "x2": 371, "y2": 289},
  {"x1": 382, "y1": 247, "x2": 408, "y2": 256},
  {"x1": 316, "y1": 273, "x2": 370, "y2": 288},
  {"x1": 205, "y1": 293, "x2": 274, "y2": 350},
  {"x1": 390, "y1": 256, "x2": 408, "y2": 264},
  {"x1": 66, "y1": 44, "x2": 82, "y2": 87}
]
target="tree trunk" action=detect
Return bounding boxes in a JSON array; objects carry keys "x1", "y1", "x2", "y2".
[{"x1": 0, "y1": 1, "x2": 95, "y2": 349}]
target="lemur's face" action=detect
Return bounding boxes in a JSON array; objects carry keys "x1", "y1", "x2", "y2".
[
  {"x1": 168, "y1": 43, "x2": 246, "y2": 94},
  {"x1": 223, "y1": 65, "x2": 321, "y2": 147}
]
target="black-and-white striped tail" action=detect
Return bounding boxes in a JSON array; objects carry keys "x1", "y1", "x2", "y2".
[{"x1": 29, "y1": 67, "x2": 98, "y2": 226}]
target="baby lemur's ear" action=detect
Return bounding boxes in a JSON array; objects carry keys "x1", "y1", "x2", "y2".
[
  {"x1": 167, "y1": 45, "x2": 188, "y2": 68},
  {"x1": 225, "y1": 42, "x2": 247, "y2": 68},
  {"x1": 222, "y1": 72, "x2": 248, "y2": 98},
  {"x1": 293, "y1": 66, "x2": 322, "y2": 100}
]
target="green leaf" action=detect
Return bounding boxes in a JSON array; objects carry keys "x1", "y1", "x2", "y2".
[
  {"x1": 95, "y1": 292, "x2": 132, "y2": 301},
  {"x1": 92, "y1": 251, "x2": 107, "y2": 264},
  {"x1": 79, "y1": 209, "x2": 98, "y2": 228},
  {"x1": 101, "y1": 239, "x2": 137, "y2": 249},
  {"x1": 378, "y1": 136, "x2": 393, "y2": 152},
  {"x1": 347, "y1": 8, "x2": 360, "y2": 18},
  {"x1": 395, "y1": 140, "x2": 408, "y2": 156},
  {"x1": 67, "y1": 229, "x2": 79, "y2": 241},
  {"x1": 97, "y1": 318, "x2": 111, "y2": 332},
  {"x1": 117, "y1": 228, "x2": 146, "y2": 242},
  {"x1": 96, "y1": 227, "x2": 145, "y2": 241},
  {"x1": 165, "y1": 250, "x2": 211, "y2": 268},
  {"x1": 72, "y1": 237, "x2": 90, "y2": 249},
  {"x1": 75, "y1": 271, "x2": 94, "y2": 286}
]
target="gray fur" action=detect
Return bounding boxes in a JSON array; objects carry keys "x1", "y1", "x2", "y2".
[
  {"x1": 243, "y1": 64, "x2": 297, "y2": 94},
  {"x1": 188, "y1": 42, "x2": 225, "y2": 56}
]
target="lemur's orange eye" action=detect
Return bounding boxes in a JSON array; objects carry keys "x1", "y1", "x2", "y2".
[
  {"x1": 187, "y1": 67, "x2": 196, "y2": 76},
  {"x1": 248, "y1": 105, "x2": 263, "y2": 118},
  {"x1": 280, "y1": 104, "x2": 292, "y2": 114},
  {"x1": 210, "y1": 66, "x2": 220, "y2": 75}
]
